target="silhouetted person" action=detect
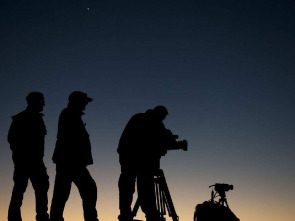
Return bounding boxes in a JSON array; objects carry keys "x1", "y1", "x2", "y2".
[
  {"x1": 50, "y1": 91, "x2": 98, "y2": 221},
  {"x1": 7, "y1": 92, "x2": 49, "y2": 221},
  {"x1": 118, "y1": 106, "x2": 171, "y2": 221}
]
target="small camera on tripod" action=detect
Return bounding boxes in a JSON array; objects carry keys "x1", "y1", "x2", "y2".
[
  {"x1": 210, "y1": 183, "x2": 234, "y2": 193},
  {"x1": 194, "y1": 183, "x2": 240, "y2": 221}
]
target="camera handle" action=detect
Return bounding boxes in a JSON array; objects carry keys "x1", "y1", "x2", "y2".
[{"x1": 132, "y1": 169, "x2": 179, "y2": 221}]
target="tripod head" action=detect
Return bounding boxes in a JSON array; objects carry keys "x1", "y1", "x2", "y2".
[{"x1": 209, "y1": 183, "x2": 234, "y2": 208}]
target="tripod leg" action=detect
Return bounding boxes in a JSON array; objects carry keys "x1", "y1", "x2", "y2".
[
  {"x1": 154, "y1": 177, "x2": 166, "y2": 221},
  {"x1": 157, "y1": 170, "x2": 179, "y2": 221},
  {"x1": 160, "y1": 188, "x2": 166, "y2": 217},
  {"x1": 132, "y1": 170, "x2": 179, "y2": 221},
  {"x1": 132, "y1": 199, "x2": 140, "y2": 218},
  {"x1": 224, "y1": 198, "x2": 229, "y2": 208},
  {"x1": 155, "y1": 178, "x2": 161, "y2": 214}
]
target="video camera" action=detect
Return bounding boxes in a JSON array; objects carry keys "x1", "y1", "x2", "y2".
[
  {"x1": 164, "y1": 129, "x2": 188, "y2": 152},
  {"x1": 209, "y1": 183, "x2": 234, "y2": 194}
]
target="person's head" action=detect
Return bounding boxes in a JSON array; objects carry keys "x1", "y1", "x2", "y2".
[
  {"x1": 68, "y1": 91, "x2": 93, "y2": 111},
  {"x1": 26, "y1": 92, "x2": 45, "y2": 112},
  {"x1": 153, "y1": 105, "x2": 168, "y2": 121}
]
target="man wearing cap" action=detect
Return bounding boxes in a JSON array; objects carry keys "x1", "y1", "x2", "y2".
[
  {"x1": 50, "y1": 91, "x2": 99, "y2": 221},
  {"x1": 8, "y1": 92, "x2": 49, "y2": 221},
  {"x1": 117, "y1": 106, "x2": 170, "y2": 221}
]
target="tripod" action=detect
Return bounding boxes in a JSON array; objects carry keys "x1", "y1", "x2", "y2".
[
  {"x1": 132, "y1": 169, "x2": 179, "y2": 221},
  {"x1": 209, "y1": 183, "x2": 233, "y2": 208}
]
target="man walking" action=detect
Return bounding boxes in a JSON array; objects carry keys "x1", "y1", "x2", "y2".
[
  {"x1": 8, "y1": 92, "x2": 49, "y2": 221},
  {"x1": 50, "y1": 91, "x2": 99, "y2": 221}
]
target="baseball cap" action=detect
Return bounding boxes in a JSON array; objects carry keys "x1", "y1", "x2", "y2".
[{"x1": 68, "y1": 91, "x2": 93, "y2": 103}]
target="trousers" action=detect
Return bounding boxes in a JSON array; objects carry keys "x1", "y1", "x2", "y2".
[
  {"x1": 50, "y1": 165, "x2": 98, "y2": 221},
  {"x1": 118, "y1": 158, "x2": 159, "y2": 221},
  {"x1": 8, "y1": 161, "x2": 49, "y2": 221}
]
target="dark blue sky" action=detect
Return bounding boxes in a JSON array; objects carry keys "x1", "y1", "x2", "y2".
[{"x1": 1, "y1": 1, "x2": 295, "y2": 221}]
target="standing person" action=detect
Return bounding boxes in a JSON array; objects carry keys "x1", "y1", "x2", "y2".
[
  {"x1": 8, "y1": 92, "x2": 49, "y2": 221},
  {"x1": 50, "y1": 91, "x2": 99, "y2": 221},
  {"x1": 117, "y1": 106, "x2": 170, "y2": 221}
]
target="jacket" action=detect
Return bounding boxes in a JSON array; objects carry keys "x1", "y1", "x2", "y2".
[
  {"x1": 117, "y1": 110, "x2": 167, "y2": 168},
  {"x1": 7, "y1": 109, "x2": 47, "y2": 163},
  {"x1": 52, "y1": 107, "x2": 93, "y2": 166}
]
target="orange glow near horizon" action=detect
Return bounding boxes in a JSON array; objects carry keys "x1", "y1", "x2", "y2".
[
  {"x1": 1, "y1": 192, "x2": 295, "y2": 221},
  {"x1": 1, "y1": 168, "x2": 295, "y2": 221}
]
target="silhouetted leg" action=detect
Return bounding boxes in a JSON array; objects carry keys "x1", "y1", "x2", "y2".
[
  {"x1": 8, "y1": 167, "x2": 29, "y2": 221},
  {"x1": 50, "y1": 166, "x2": 72, "y2": 221},
  {"x1": 118, "y1": 167, "x2": 136, "y2": 221},
  {"x1": 137, "y1": 171, "x2": 159, "y2": 221},
  {"x1": 74, "y1": 167, "x2": 98, "y2": 221},
  {"x1": 31, "y1": 163, "x2": 50, "y2": 221}
]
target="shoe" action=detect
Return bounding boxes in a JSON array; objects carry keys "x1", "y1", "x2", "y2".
[{"x1": 118, "y1": 214, "x2": 134, "y2": 221}]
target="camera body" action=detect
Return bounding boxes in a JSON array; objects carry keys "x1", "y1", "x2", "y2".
[
  {"x1": 163, "y1": 129, "x2": 188, "y2": 153},
  {"x1": 167, "y1": 140, "x2": 188, "y2": 151},
  {"x1": 213, "y1": 183, "x2": 234, "y2": 193}
]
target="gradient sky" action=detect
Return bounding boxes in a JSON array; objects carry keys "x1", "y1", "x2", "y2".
[{"x1": 1, "y1": 0, "x2": 295, "y2": 221}]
